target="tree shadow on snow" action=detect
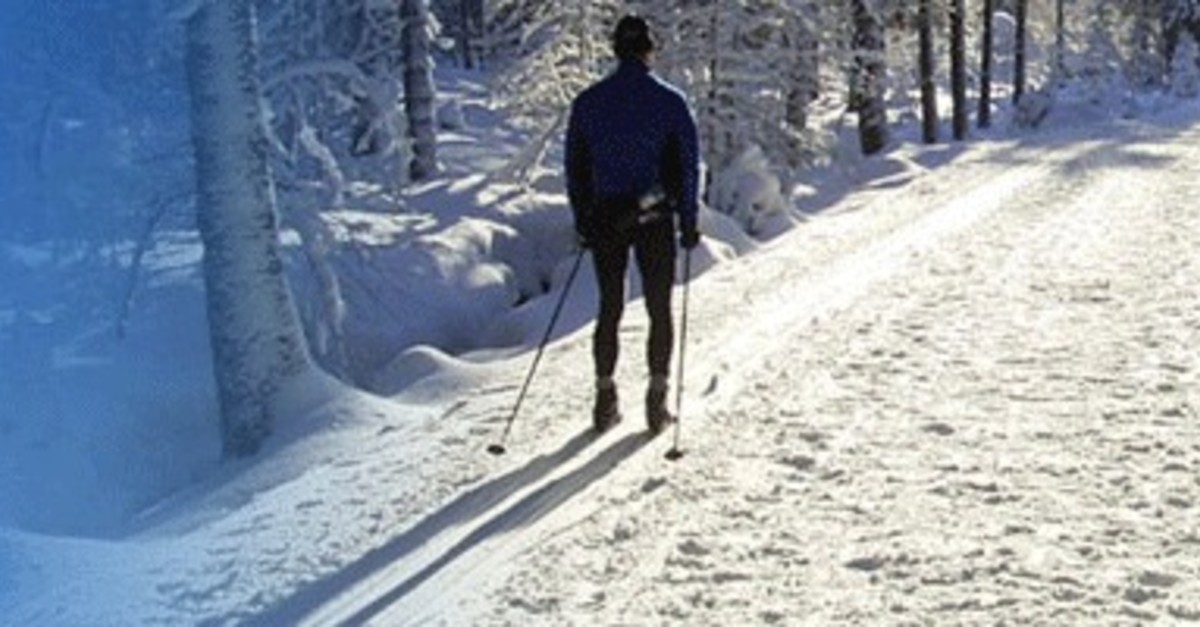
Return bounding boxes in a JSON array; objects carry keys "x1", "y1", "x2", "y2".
[{"x1": 247, "y1": 429, "x2": 651, "y2": 625}]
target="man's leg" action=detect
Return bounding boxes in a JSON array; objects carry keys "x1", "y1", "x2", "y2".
[
  {"x1": 635, "y1": 221, "x2": 676, "y2": 431},
  {"x1": 592, "y1": 241, "x2": 630, "y2": 379},
  {"x1": 591, "y1": 240, "x2": 629, "y2": 430}
]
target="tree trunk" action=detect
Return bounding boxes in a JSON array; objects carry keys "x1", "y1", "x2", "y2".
[
  {"x1": 1055, "y1": 0, "x2": 1066, "y2": 82},
  {"x1": 707, "y1": 1, "x2": 727, "y2": 169},
  {"x1": 457, "y1": 0, "x2": 483, "y2": 69},
  {"x1": 1013, "y1": 0, "x2": 1028, "y2": 104},
  {"x1": 950, "y1": 0, "x2": 968, "y2": 139},
  {"x1": 785, "y1": 3, "x2": 821, "y2": 135},
  {"x1": 979, "y1": 0, "x2": 994, "y2": 128},
  {"x1": 185, "y1": 0, "x2": 311, "y2": 458},
  {"x1": 402, "y1": 0, "x2": 438, "y2": 181},
  {"x1": 458, "y1": 0, "x2": 473, "y2": 69},
  {"x1": 851, "y1": 0, "x2": 889, "y2": 155},
  {"x1": 918, "y1": 0, "x2": 939, "y2": 144},
  {"x1": 1163, "y1": 0, "x2": 1180, "y2": 76}
]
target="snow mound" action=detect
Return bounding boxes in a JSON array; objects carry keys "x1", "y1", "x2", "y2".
[
  {"x1": 372, "y1": 344, "x2": 498, "y2": 401},
  {"x1": 710, "y1": 145, "x2": 796, "y2": 239}
]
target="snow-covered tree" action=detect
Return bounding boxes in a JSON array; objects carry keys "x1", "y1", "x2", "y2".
[
  {"x1": 185, "y1": 0, "x2": 311, "y2": 457},
  {"x1": 631, "y1": 0, "x2": 832, "y2": 170},
  {"x1": 850, "y1": 0, "x2": 889, "y2": 155},
  {"x1": 1126, "y1": 0, "x2": 1163, "y2": 86},
  {"x1": 402, "y1": 0, "x2": 439, "y2": 181},
  {"x1": 252, "y1": 0, "x2": 445, "y2": 380},
  {"x1": 1172, "y1": 31, "x2": 1200, "y2": 95},
  {"x1": 979, "y1": 0, "x2": 995, "y2": 128},
  {"x1": 431, "y1": 0, "x2": 485, "y2": 68},
  {"x1": 1054, "y1": 0, "x2": 1067, "y2": 81},
  {"x1": 1014, "y1": 0, "x2": 1029, "y2": 104},
  {"x1": 918, "y1": 0, "x2": 938, "y2": 144},
  {"x1": 256, "y1": 0, "x2": 423, "y2": 201},
  {"x1": 1164, "y1": 0, "x2": 1200, "y2": 80},
  {"x1": 783, "y1": 2, "x2": 821, "y2": 139},
  {"x1": 950, "y1": 0, "x2": 968, "y2": 139},
  {"x1": 486, "y1": 1, "x2": 619, "y2": 184}
]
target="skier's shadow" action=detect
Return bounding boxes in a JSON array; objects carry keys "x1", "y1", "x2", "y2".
[{"x1": 249, "y1": 429, "x2": 650, "y2": 625}]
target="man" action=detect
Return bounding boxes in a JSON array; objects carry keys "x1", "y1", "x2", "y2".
[{"x1": 565, "y1": 15, "x2": 701, "y2": 435}]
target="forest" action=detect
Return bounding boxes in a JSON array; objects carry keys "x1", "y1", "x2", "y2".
[{"x1": 3, "y1": 0, "x2": 1200, "y2": 533}]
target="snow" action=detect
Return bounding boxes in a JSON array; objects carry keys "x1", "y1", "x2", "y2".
[{"x1": 5, "y1": 32, "x2": 1200, "y2": 627}]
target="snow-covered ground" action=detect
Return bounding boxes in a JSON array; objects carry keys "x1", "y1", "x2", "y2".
[
  {"x1": 440, "y1": 111, "x2": 1200, "y2": 625},
  {"x1": 5, "y1": 86, "x2": 1200, "y2": 625}
]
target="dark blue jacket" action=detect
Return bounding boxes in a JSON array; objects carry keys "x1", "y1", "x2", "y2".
[{"x1": 566, "y1": 60, "x2": 700, "y2": 236}]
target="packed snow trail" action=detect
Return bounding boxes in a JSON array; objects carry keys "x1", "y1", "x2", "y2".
[
  {"x1": 461, "y1": 120, "x2": 1200, "y2": 623},
  {"x1": 264, "y1": 113, "x2": 1200, "y2": 625}
]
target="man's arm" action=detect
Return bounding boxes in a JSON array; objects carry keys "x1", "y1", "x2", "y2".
[{"x1": 565, "y1": 102, "x2": 594, "y2": 242}]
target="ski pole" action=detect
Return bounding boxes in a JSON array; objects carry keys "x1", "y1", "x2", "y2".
[
  {"x1": 488, "y1": 249, "x2": 586, "y2": 456},
  {"x1": 665, "y1": 248, "x2": 691, "y2": 461}
]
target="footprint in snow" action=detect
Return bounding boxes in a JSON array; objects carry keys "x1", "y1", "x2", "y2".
[
  {"x1": 778, "y1": 455, "x2": 816, "y2": 472},
  {"x1": 641, "y1": 477, "x2": 668, "y2": 493},
  {"x1": 677, "y1": 538, "x2": 712, "y2": 557},
  {"x1": 1137, "y1": 571, "x2": 1180, "y2": 589},
  {"x1": 845, "y1": 555, "x2": 887, "y2": 572},
  {"x1": 922, "y1": 422, "x2": 956, "y2": 436}
]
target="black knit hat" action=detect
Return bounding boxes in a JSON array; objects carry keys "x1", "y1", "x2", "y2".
[{"x1": 612, "y1": 15, "x2": 655, "y2": 60}]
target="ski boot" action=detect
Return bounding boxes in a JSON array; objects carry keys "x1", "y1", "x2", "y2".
[
  {"x1": 593, "y1": 379, "x2": 622, "y2": 433},
  {"x1": 646, "y1": 377, "x2": 674, "y2": 435}
]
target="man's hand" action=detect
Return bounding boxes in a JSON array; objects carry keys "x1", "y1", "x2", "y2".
[{"x1": 680, "y1": 224, "x2": 700, "y2": 250}]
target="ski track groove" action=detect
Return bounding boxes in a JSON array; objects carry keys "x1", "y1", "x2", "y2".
[{"x1": 279, "y1": 118, "x2": 1200, "y2": 625}]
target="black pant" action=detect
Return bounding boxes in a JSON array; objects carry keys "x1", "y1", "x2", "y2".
[{"x1": 591, "y1": 218, "x2": 676, "y2": 380}]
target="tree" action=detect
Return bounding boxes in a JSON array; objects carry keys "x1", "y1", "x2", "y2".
[
  {"x1": 918, "y1": 0, "x2": 939, "y2": 144},
  {"x1": 1173, "y1": 31, "x2": 1200, "y2": 96},
  {"x1": 402, "y1": 0, "x2": 439, "y2": 181},
  {"x1": 485, "y1": 1, "x2": 617, "y2": 184},
  {"x1": 1163, "y1": 0, "x2": 1200, "y2": 74},
  {"x1": 452, "y1": 0, "x2": 485, "y2": 68},
  {"x1": 257, "y1": 1, "x2": 411, "y2": 201},
  {"x1": 624, "y1": 1, "x2": 834, "y2": 171},
  {"x1": 850, "y1": 0, "x2": 889, "y2": 155},
  {"x1": 1055, "y1": 0, "x2": 1067, "y2": 82},
  {"x1": 979, "y1": 0, "x2": 994, "y2": 128},
  {"x1": 784, "y1": 2, "x2": 821, "y2": 140},
  {"x1": 185, "y1": 0, "x2": 312, "y2": 458},
  {"x1": 950, "y1": 0, "x2": 968, "y2": 139},
  {"x1": 1013, "y1": 0, "x2": 1028, "y2": 104}
]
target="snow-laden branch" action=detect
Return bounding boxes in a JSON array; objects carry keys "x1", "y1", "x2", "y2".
[{"x1": 263, "y1": 59, "x2": 373, "y2": 94}]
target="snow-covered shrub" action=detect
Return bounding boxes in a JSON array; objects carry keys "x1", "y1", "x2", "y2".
[
  {"x1": 489, "y1": 198, "x2": 577, "y2": 303},
  {"x1": 289, "y1": 213, "x2": 521, "y2": 386},
  {"x1": 1014, "y1": 89, "x2": 1054, "y2": 128},
  {"x1": 438, "y1": 99, "x2": 466, "y2": 130},
  {"x1": 709, "y1": 145, "x2": 791, "y2": 238}
]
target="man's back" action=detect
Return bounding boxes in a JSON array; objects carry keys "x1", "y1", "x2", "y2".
[{"x1": 566, "y1": 60, "x2": 698, "y2": 220}]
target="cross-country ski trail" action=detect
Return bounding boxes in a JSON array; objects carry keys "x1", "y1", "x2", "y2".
[{"x1": 258, "y1": 109, "x2": 1200, "y2": 626}]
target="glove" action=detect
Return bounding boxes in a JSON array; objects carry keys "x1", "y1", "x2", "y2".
[{"x1": 680, "y1": 223, "x2": 700, "y2": 250}]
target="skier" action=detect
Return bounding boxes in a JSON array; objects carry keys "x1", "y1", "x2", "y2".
[{"x1": 565, "y1": 15, "x2": 701, "y2": 435}]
